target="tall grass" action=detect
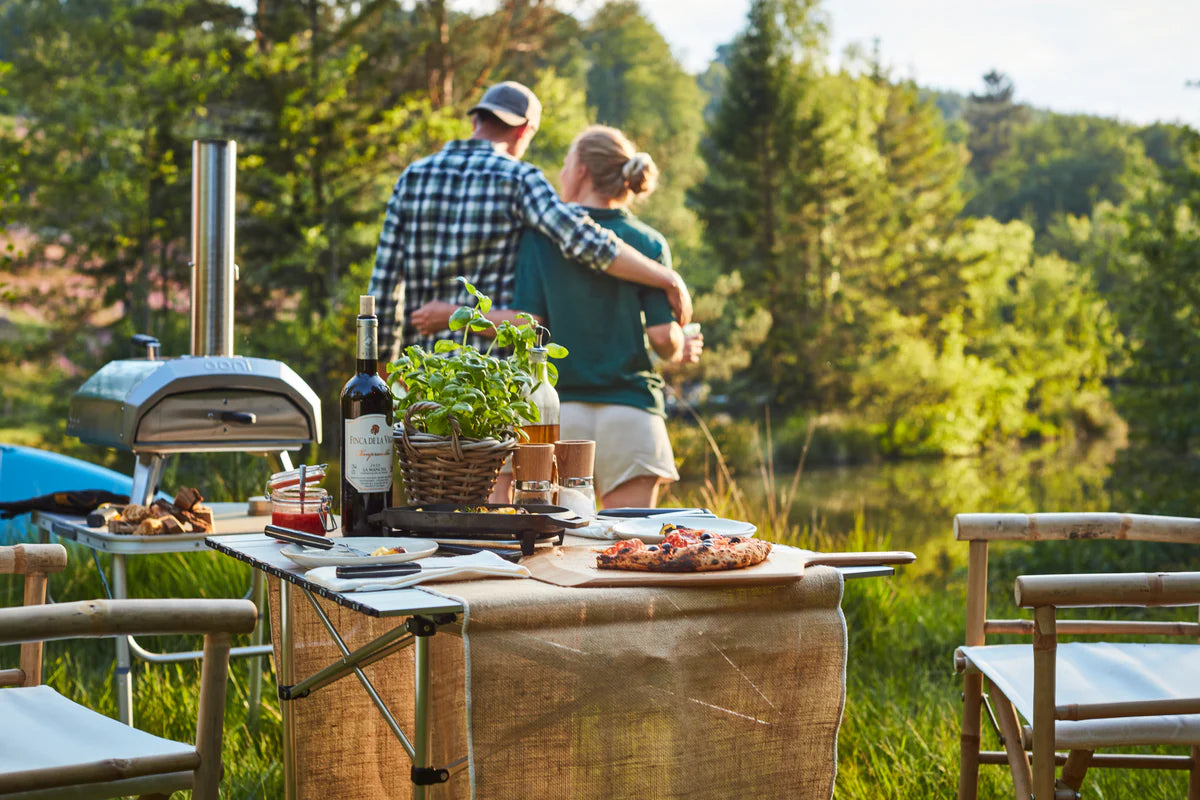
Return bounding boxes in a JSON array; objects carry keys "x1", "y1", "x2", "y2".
[
  {"x1": 2, "y1": 417, "x2": 1194, "y2": 797},
  {"x1": 664, "y1": 411, "x2": 1191, "y2": 799}
]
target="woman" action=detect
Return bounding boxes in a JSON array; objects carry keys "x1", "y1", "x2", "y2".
[{"x1": 508, "y1": 125, "x2": 701, "y2": 508}]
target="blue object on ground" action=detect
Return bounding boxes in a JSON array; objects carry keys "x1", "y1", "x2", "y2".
[{"x1": 0, "y1": 443, "x2": 133, "y2": 543}]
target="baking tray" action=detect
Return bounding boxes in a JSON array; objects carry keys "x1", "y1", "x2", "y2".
[{"x1": 371, "y1": 503, "x2": 589, "y2": 555}]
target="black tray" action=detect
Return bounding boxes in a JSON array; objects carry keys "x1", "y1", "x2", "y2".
[{"x1": 370, "y1": 503, "x2": 589, "y2": 556}]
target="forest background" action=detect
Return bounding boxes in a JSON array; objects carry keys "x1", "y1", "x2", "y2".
[{"x1": 2, "y1": 0, "x2": 1200, "y2": 494}]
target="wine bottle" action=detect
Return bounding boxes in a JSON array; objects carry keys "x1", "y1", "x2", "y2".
[
  {"x1": 340, "y1": 295, "x2": 393, "y2": 536},
  {"x1": 521, "y1": 346, "x2": 560, "y2": 444}
]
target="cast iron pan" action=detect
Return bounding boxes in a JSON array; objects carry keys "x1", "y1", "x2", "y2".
[{"x1": 370, "y1": 503, "x2": 589, "y2": 555}]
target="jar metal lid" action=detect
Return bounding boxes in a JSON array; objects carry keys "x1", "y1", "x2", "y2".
[
  {"x1": 515, "y1": 479, "x2": 553, "y2": 491},
  {"x1": 562, "y1": 476, "x2": 593, "y2": 488}
]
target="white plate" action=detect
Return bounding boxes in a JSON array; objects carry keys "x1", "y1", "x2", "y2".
[
  {"x1": 611, "y1": 515, "x2": 757, "y2": 544},
  {"x1": 280, "y1": 537, "x2": 438, "y2": 568}
]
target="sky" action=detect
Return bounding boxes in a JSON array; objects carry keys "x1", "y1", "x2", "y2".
[{"x1": 631, "y1": 0, "x2": 1200, "y2": 128}]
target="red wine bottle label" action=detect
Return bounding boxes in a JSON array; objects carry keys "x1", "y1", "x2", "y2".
[{"x1": 344, "y1": 414, "x2": 393, "y2": 492}]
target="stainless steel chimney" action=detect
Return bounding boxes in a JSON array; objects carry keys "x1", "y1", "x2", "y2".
[{"x1": 190, "y1": 139, "x2": 237, "y2": 357}]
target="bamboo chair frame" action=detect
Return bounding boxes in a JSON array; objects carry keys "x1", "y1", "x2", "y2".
[
  {"x1": 954, "y1": 513, "x2": 1200, "y2": 800},
  {"x1": 0, "y1": 543, "x2": 256, "y2": 800}
]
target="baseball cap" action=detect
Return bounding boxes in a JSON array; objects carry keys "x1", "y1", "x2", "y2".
[{"x1": 468, "y1": 81, "x2": 542, "y2": 130}]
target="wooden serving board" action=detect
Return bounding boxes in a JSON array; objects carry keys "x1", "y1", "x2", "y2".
[{"x1": 522, "y1": 544, "x2": 916, "y2": 588}]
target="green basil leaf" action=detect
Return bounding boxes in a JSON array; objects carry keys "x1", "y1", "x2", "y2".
[{"x1": 448, "y1": 307, "x2": 474, "y2": 331}]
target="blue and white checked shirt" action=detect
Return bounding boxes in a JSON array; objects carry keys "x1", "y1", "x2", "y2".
[{"x1": 369, "y1": 139, "x2": 621, "y2": 360}]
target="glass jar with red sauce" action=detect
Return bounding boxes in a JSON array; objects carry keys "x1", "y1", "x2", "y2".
[{"x1": 269, "y1": 486, "x2": 333, "y2": 535}]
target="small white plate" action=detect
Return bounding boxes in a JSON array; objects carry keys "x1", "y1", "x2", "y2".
[
  {"x1": 280, "y1": 537, "x2": 438, "y2": 568},
  {"x1": 611, "y1": 515, "x2": 757, "y2": 544}
]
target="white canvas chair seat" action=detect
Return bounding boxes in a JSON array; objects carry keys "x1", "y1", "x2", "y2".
[
  {"x1": 961, "y1": 641, "x2": 1200, "y2": 748},
  {"x1": 0, "y1": 543, "x2": 257, "y2": 800},
  {"x1": 0, "y1": 686, "x2": 198, "y2": 797}
]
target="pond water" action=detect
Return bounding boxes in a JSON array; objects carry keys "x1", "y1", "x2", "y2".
[{"x1": 667, "y1": 438, "x2": 1200, "y2": 551}]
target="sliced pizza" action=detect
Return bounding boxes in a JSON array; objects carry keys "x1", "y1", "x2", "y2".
[{"x1": 596, "y1": 525, "x2": 771, "y2": 572}]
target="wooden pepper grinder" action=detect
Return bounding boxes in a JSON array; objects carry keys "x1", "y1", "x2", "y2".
[
  {"x1": 512, "y1": 443, "x2": 556, "y2": 505},
  {"x1": 554, "y1": 440, "x2": 596, "y2": 517}
]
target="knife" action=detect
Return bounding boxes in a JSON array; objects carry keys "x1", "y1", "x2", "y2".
[
  {"x1": 335, "y1": 563, "x2": 425, "y2": 579},
  {"x1": 265, "y1": 524, "x2": 372, "y2": 557},
  {"x1": 435, "y1": 542, "x2": 524, "y2": 562}
]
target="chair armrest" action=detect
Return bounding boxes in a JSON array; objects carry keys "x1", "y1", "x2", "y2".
[
  {"x1": 956, "y1": 512, "x2": 1200, "y2": 543},
  {"x1": 0, "y1": 544, "x2": 68, "y2": 575},
  {"x1": 0, "y1": 599, "x2": 257, "y2": 645},
  {"x1": 1015, "y1": 572, "x2": 1200, "y2": 608}
]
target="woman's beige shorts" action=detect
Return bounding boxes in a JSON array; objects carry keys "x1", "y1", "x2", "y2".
[{"x1": 560, "y1": 401, "x2": 679, "y2": 498}]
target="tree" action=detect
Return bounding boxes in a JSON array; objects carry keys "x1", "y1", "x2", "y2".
[
  {"x1": 582, "y1": 1, "x2": 706, "y2": 261},
  {"x1": 963, "y1": 70, "x2": 1029, "y2": 178},
  {"x1": 966, "y1": 112, "x2": 1156, "y2": 239},
  {"x1": 691, "y1": 0, "x2": 827, "y2": 404},
  {"x1": 1102, "y1": 133, "x2": 1200, "y2": 449}
]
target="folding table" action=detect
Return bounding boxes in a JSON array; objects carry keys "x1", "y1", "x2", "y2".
[
  {"x1": 206, "y1": 532, "x2": 896, "y2": 800},
  {"x1": 32, "y1": 502, "x2": 275, "y2": 727}
]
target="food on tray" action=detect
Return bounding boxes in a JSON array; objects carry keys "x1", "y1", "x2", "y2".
[
  {"x1": 369, "y1": 545, "x2": 407, "y2": 556},
  {"x1": 596, "y1": 525, "x2": 771, "y2": 572},
  {"x1": 455, "y1": 506, "x2": 528, "y2": 514},
  {"x1": 120, "y1": 504, "x2": 152, "y2": 523},
  {"x1": 104, "y1": 487, "x2": 214, "y2": 535}
]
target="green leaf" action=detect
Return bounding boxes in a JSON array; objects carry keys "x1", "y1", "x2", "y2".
[
  {"x1": 448, "y1": 307, "x2": 474, "y2": 331},
  {"x1": 434, "y1": 339, "x2": 461, "y2": 353},
  {"x1": 546, "y1": 343, "x2": 569, "y2": 359},
  {"x1": 469, "y1": 317, "x2": 496, "y2": 332},
  {"x1": 456, "y1": 276, "x2": 479, "y2": 297},
  {"x1": 477, "y1": 294, "x2": 493, "y2": 314}
]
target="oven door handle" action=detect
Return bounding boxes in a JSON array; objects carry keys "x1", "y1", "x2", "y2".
[{"x1": 208, "y1": 410, "x2": 258, "y2": 425}]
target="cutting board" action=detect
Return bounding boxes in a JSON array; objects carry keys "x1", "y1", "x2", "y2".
[{"x1": 522, "y1": 544, "x2": 916, "y2": 588}]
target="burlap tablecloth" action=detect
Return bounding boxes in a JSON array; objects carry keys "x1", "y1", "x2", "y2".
[{"x1": 268, "y1": 564, "x2": 847, "y2": 799}]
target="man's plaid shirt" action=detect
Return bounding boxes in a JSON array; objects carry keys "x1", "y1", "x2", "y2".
[{"x1": 369, "y1": 139, "x2": 621, "y2": 361}]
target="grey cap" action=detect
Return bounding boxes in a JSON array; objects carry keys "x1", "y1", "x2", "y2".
[{"x1": 468, "y1": 81, "x2": 542, "y2": 130}]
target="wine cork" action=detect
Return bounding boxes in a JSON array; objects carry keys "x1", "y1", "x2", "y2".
[
  {"x1": 513, "y1": 443, "x2": 555, "y2": 482},
  {"x1": 360, "y1": 295, "x2": 375, "y2": 316},
  {"x1": 554, "y1": 440, "x2": 595, "y2": 480}
]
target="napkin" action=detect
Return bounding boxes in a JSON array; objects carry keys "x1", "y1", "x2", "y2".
[
  {"x1": 304, "y1": 551, "x2": 531, "y2": 593},
  {"x1": 567, "y1": 517, "x2": 619, "y2": 540}
]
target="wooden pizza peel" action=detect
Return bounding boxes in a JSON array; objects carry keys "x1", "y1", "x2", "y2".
[{"x1": 522, "y1": 544, "x2": 916, "y2": 588}]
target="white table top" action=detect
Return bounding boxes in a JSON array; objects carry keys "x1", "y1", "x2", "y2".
[
  {"x1": 206, "y1": 533, "x2": 465, "y2": 618},
  {"x1": 34, "y1": 502, "x2": 275, "y2": 554}
]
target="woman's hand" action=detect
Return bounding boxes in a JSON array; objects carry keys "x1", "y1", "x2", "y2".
[
  {"x1": 680, "y1": 332, "x2": 704, "y2": 364},
  {"x1": 411, "y1": 300, "x2": 458, "y2": 335}
]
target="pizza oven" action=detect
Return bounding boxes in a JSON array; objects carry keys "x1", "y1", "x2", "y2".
[{"x1": 68, "y1": 140, "x2": 322, "y2": 505}]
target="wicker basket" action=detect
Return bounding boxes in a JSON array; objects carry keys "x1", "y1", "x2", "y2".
[{"x1": 394, "y1": 401, "x2": 518, "y2": 505}]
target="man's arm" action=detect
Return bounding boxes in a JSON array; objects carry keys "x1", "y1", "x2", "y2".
[
  {"x1": 608, "y1": 243, "x2": 692, "y2": 327},
  {"x1": 516, "y1": 172, "x2": 692, "y2": 325},
  {"x1": 369, "y1": 180, "x2": 408, "y2": 366}
]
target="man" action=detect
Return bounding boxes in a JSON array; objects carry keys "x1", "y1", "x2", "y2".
[{"x1": 369, "y1": 80, "x2": 691, "y2": 364}]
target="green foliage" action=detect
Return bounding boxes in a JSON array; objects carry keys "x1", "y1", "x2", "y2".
[
  {"x1": 853, "y1": 312, "x2": 1028, "y2": 456},
  {"x1": 1103, "y1": 136, "x2": 1200, "y2": 448},
  {"x1": 966, "y1": 110, "x2": 1156, "y2": 238},
  {"x1": 583, "y1": 1, "x2": 707, "y2": 262},
  {"x1": 386, "y1": 279, "x2": 565, "y2": 441}
]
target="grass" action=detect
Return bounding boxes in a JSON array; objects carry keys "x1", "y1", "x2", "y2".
[{"x1": 2, "y1": 430, "x2": 1197, "y2": 797}]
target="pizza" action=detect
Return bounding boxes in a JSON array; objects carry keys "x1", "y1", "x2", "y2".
[{"x1": 596, "y1": 524, "x2": 771, "y2": 572}]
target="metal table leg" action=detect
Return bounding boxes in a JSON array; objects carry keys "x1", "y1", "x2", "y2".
[
  {"x1": 413, "y1": 630, "x2": 431, "y2": 800},
  {"x1": 247, "y1": 567, "x2": 266, "y2": 731},
  {"x1": 279, "y1": 579, "x2": 298, "y2": 800},
  {"x1": 111, "y1": 553, "x2": 134, "y2": 726}
]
